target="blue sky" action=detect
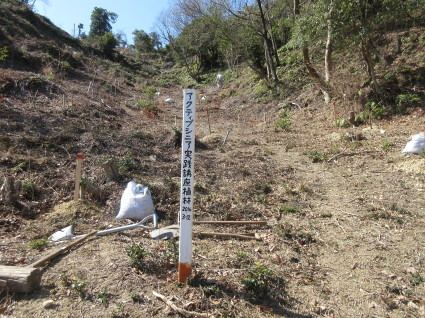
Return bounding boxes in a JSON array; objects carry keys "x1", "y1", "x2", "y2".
[{"x1": 34, "y1": 0, "x2": 171, "y2": 44}]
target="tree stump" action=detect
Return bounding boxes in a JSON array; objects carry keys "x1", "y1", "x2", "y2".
[
  {"x1": 101, "y1": 159, "x2": 121, "y2": 182},
  {"x1": 348, "y1": 111, "x2": 356, "y2": 126},
  {"x1": 1, "y1": 176, "x2": 17, "y2": 205}
]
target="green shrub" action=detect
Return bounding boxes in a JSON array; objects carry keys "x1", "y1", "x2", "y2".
[
  {"x1": 242, "y1": 263, "x2": 273, "y2": 296},
  {"x1": 97, "y1": 287, "x2": 109, "y2": 305},
  {"x1": 97, "y1": 32, "x2": 118, "y2": 57},
  {"x1": 275, "y1": 110, "x2": 292, "y2": 130},
  {"x1": 308, "y1": 151, "x2": 327, "y2": 163},
  {"x1": 21, "y1": 179, "x2": 36, "y2": 199},
  {"x1": 0, "y1": 46, "x2": 8, "y2": 61},
  {"x1": 126, "y1": 243, "x2": 149, "y2": 270},
  {"x1": 381, "y1": 141, "x2": 395, "y2": 151},
  {"x1": 71, "y1": 280, "x2": 88, "y2": 298},
  {"x1": 410, "y1": 273, "x2": 424, "y2": 286},
  {"x1": 365, "y1": 101, "x2": 385, "y2": 119},
  {"x1": 396, "y1": 93, "x2": 421, "y2": 110},
  {"x1": 279, "y1": 206, "x2": 298, "y2": 214},
  {"x1": 254, "y1": 81, "x2": 268, "y2": 96},
  {"x1": 334, "y1": 118, "x2": 348, "y2": 127},
  {"x1": 354, "y1": 112, "x2": 369, "y2": 124},
  {"x1": 117, "y1": 153, "x2": 138, "y2": 173},
  {"x1": 11, "y1": 161, "x2": 27, "y2": 172},
  {"x1": 137, "y1": 99, "x2": 158, "y2": 116},
  {"x1": 164, "y1": 239, "x2": 179, "y2": 263},
  {"x1": 171, "y1": 126, "x2": 182, "y2": 147},
  {"x1": 228, "y1": 251, "x2": 252, "y2": 268},
  {"x1": 29, "y1": 238, "x2": 48, "y2": 250}
]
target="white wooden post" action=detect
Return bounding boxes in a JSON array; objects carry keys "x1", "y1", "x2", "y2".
[
  {"x1": 178, "y1": 89, "x2": 196, "y2": 283},
  {"x1": 74, "y1": 153, "x2": 83, "y2": 200}
]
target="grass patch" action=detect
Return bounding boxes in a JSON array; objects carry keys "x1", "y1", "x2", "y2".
[
  {"x1": 279, "y1": 206, "x2": 298, "y2": 214},
  {"x1": 308, "y1": 151, "x2": 327, "y2": 163},
  {"x1": 29, "y1": 238, "x2": 48, "y2": 250}
]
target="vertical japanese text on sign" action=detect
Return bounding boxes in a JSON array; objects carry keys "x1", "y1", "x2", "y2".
[{"x1": 178, "y1": 89, "x2": 196, "y2": 283}]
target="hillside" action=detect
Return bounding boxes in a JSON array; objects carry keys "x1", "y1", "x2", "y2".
[{"x1": 1, "y1": 3, "x2": 424, "y2": 318}]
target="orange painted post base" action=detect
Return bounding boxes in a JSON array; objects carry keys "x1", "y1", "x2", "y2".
[{"x1": 178, "y1": 262, "x2": 192, "y2": 283}]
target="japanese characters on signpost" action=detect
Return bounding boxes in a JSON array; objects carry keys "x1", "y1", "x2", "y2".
[{"x1": 178, "y1": 89, "x2": 196, "y2": 283}]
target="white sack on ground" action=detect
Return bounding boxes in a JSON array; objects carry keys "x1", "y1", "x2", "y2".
[
  {"x1": 402, "y1": 133, "x2": 425, "y2": 153},
  {"x1": 116, "y1": 181, "x2": 155, "y2": 221},
  {"x1": 49, "y1": 225, "x2": 74, "y2": 241}
]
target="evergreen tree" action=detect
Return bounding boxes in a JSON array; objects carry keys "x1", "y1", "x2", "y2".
[
  {"x1": 133, "y1": 30, "x2": 155, "y2": 53},
  {"x1": 89, "y1": 7, "x2": 118, "y2": 37}
]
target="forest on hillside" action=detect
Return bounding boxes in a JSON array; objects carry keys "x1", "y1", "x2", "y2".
[{"x1": 5, "y1": 0, "x2": 424, "y2": 118}]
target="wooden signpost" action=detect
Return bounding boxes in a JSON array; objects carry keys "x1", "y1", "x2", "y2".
[
  {"x1": 178, "y1": 89, "x2": 196, "y2": 283},
  {"x1": 74, "y1": 153, "x2": 83, "y2": 200}
]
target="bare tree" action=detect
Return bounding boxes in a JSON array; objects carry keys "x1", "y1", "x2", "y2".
[
  {"x1": 212, "y1": 0, "x2": 280, "y2": 84},
  {"x1": 19, "y1": 0, "x2": 49, "y2": 9}
]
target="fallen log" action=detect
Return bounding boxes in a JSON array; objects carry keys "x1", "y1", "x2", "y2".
[
  {"x1": 0, "y1": 231, "x2": 96, "y2": 293},
  {"x1": 0, "y1": 266, "x2": 42, "y2": 293}
]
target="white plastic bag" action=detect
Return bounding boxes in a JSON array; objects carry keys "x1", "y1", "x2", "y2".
[
  {"x1": 216, "y1": 73, "x2": 223, "y2": 88},
  {"x1": 49, "y1": 225, "x2": 74, "y2": 241},
  {"x1": 402, "y1": 134, "x2": 425, "y2": 153},
  {"x1": 116, "y1": 181, "x2": 155, "y2": 221}
]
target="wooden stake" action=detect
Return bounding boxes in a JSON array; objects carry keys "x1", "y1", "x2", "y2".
[
  {"x1": 206, "y1": 108, "x2": 211, "y2": 134},
  {"x1": 222, "y1": 125, "x2": 233, "y2": 147},
  {"x1": 197, "y1": 232, "x2": 261, "y2": 240},
  {"x1": 74, "y1": 153, "x2": 83, "y2": 200},
  {"x1": 193, "y1": 220, "x2": 267, "y2": 225}
]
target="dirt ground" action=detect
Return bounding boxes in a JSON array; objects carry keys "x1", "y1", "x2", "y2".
[{"x1": 1, "y1": 72, "x2": 425, "y2": 318}]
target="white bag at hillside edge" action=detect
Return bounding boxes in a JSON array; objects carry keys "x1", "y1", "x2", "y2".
[
  {"x1": 116, "y1": 181, "x2": 155, "y2": 221},
  {"x1": 402, "y1": 133, "x2": 425, "y2": 153},
  {"x1": 49, "y1": 225, "x2": 74, "y2": 241}
]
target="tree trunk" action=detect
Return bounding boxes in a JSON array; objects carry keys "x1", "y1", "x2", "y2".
[
  {"x1": 256, "y1": 0, "x2": 279, "y2": 84},
  {"x1": 293, "y1": 0, "x2": 300, "y2": 15},
  {"x1": 325, "y1": 5, "x2": 333, "y2": 83},
  {"x1": 361, "y1": 40, "x2": 379, "y2": 93},
  {"x1": 303, "y1": 47, "x2": 331, "y2": 104},
  {"x1": 264, "y1": 1, "x2": 280, "y2": 66}
]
